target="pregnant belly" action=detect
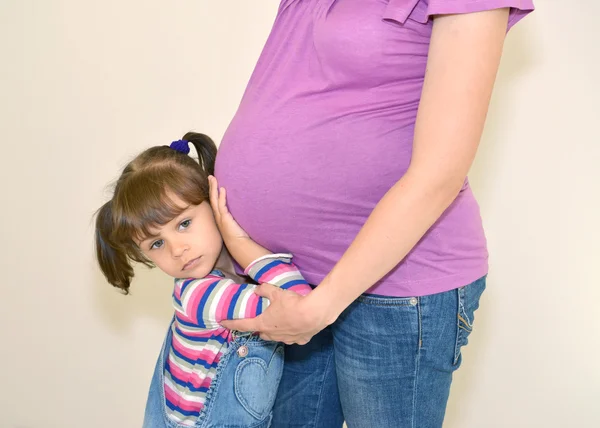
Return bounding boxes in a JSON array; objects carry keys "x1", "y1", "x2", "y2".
[{"x1": 214, "y1": 123, "x2": 414, "y2": 278}]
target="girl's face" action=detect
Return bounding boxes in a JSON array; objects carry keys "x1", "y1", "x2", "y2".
[{"x1": 136, "y1": 197, "x2": 223, "y2": 279}]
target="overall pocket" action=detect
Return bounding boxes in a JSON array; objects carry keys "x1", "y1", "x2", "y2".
[
  {"x1": 453, "y1": 277, "x2": 486, "y2": 367},
  {"x1": 234, "y1": 342, "x2": 285, "y2": 421}
]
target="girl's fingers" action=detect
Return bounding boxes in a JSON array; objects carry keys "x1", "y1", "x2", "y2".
[
  {"x1": 218, "y1": 187, "x2": 229, "y2": 215},
  {"x1": 208, "y1": 176, "x2": 220, "y2": 219}
]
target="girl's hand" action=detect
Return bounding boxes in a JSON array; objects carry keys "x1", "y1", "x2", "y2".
[
  {"x1": 220, "y1": 283, "x2": 335, "y2": 345},
  {"x1": 208, "y1": 175, "x2": 249, "y2": 241}
]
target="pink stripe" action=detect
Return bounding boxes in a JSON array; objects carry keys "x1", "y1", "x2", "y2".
[
  {"x1": 164, "y1": 383, "x2": 183, "y2": 406},
  {"x1": 288, "y1": 284, "x2": 312, "y2": 296},
  {"x1": 171, "y1": 337, "x2": 221, "y2": 363},
  {"x1": 164, "y1": 384, "x2": 204, "y2": 413},
  {"x1": 215, "y1": 283, "x2": 237, "y2": 322},
  {"x1": 184, "y1": 280, "x2": 210, "y2": 323},
  {"x1": 200, "y1": 374, "x2": 213, "y2": 389},
  {"x1": 217, "y1": 284, "x2": 238, "y2": 321},
  {"x1": 175, "y1": 399, "x2": 203, "y2": 413},
  {"x1": 166, "y1": 359, "x2": 214, "y2": 390},
  {"x1": 167, "y1": 361, "x2": 204, "y2": 388},
  {"x1": 174, "y1": 325, "x2": 219, "y2": 338},
  {"x1": 257, "y1": 263, "x2": 293, "y2": 283},
  {"x1": 245, "y1": 293, "x2": 260, "y2": 317}
]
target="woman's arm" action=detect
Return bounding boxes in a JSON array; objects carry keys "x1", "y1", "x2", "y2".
[{"x1": 222, "y1": 8, "x2": 510, "y2": 344}]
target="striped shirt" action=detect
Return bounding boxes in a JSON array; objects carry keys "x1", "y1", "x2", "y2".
[{"x1": 164, "y1": 253, "x2": 312, "y2": 425}]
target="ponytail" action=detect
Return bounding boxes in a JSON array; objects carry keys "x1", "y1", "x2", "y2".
[
  {"x1": 95, "y1": 201, "x2": 135, "y2": 294},
  {"x1": 181, "y1": 132, "x2": 217, "y2": 176}
]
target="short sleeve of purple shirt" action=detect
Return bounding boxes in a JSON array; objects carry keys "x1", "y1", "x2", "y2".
[
  {"x1": 215, "y1": 0, "x2": 535, "y2": 297},
  {"x1": 383, "y1": 0, "x2": 534, "y2": 30}
]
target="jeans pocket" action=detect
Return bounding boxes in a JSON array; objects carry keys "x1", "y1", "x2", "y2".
[
  {"x1": 453, "y1": 277, "x2": 486, "y2": 367},
  {"x1": 234, "y1": 344, "x2": 284, "y2": 421},
  {"x1": 356, "y1": 294, "x2": 418, "y2": 307}
]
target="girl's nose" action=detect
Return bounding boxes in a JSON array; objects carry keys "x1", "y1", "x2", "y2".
[{"x1": 171, "y1": 242, "x2": 189, "y2": 258}]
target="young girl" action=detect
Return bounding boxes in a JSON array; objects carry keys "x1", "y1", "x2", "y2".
[{"x1": 95, "y1": 132, "x2": 312, "y2": 428}]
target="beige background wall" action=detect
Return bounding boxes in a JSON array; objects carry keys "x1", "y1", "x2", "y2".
[{"x1": 1, "y1": 1, "x2": 598, "y2": 427}]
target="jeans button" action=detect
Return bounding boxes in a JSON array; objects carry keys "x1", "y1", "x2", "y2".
[
  {"x1": 409, "y1": 297, "x2": 418, "y2": 306},
  {"x1": 237, "y1": 345, "x2": 249, "y2": 357}
]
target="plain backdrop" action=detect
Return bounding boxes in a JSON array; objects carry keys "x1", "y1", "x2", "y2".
[{"x1": 0, "y1": 1, "x2": 598, "y2": 427}]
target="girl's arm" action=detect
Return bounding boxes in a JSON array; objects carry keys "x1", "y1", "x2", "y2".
[
  {"x1": 175, "y1": 253, "x2": 311, "y2": 330},
  {"x1": 177, "y1": 180, "x2": 309, "y2": 330},
  {"x1": 221, "y1": 8, "x2": 511, "y2": 344},
  {"x1": 208, "y1": 175, "x2": 269, "y2": 270}
]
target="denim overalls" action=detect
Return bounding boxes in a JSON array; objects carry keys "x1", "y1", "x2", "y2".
[{"x1": 142, "y1": 319, "x2": 284, "y2": 428}]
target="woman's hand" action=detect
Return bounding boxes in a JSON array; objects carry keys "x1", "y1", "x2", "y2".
[{"x1": 220, "y1": 283, "x2": 334, "y2": 345}]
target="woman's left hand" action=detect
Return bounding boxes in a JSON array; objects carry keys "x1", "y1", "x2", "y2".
[{"x1": 220, "y1": 283, "x2": 331, "y2": 345}]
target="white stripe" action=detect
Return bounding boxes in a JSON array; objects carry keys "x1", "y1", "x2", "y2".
[
  {"x1": 172, "y1": 333, "x2": 226, "y2": 355},
  {"x1": 267, "y1": 270, "x2": 302, "y2": 287},
  {"x1": 244, "y1": 253, "x2": 293, "y2": 274},
  {"x1": 237, "y1": 287, "x2": 252, "y2": 317},
  {"x1": 206, "y1": 279, "x2": 231, "y2": 321},
  {"x1": 176, "y1": 323, "x2": 216, "y2": 334},
  {"x1": 164, "y1": 375, "x2": 207, "y2": 404},
  {"x1": 180, "y1": 278, "x2": 209, "y2": 313},
  {"x1": 169, "y1": 357, "x2": 219, "y2": 382}
]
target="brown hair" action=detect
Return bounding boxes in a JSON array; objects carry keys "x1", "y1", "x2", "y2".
[{"x1": 95, "y1": 132, "x2": 217, "y2": 294}]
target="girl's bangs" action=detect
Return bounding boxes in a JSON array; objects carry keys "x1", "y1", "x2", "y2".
[{"x1": 112, "y1": 170, "x2": 205, "y2": 245}]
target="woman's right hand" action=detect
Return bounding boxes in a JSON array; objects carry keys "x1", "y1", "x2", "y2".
[{"x1": 208, "y1": 175, "x2": 249, "y2": 242}]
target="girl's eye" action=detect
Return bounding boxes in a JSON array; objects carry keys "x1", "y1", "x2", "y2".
[
  {"x1": 179, "y1": 219, "x2": 191, "y2": 230},
  {"x1": 150, "y1": 239, "x2": 164, "y2": 250}
]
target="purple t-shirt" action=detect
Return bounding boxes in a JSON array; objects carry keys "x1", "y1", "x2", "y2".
[{"x1": 215, "y1": 0, "x2": 534, "y2": 297}]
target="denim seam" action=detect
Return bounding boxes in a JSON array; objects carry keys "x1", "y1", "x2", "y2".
[
  {"x1": 197, "y1": 341, "x2": 237, "y2": 427},
  {"x1": 453, "y1": 288, "x2": 463, "y2": 366},
  {"x1": 313, "y1": 342, "x2": 336, "y2": 428},
  {"x1": 411, "y1": 298, "x2": 422, "y2": 428},
  {"x1": 355, "y1": 297, "x2": 415, "y2": 307},
  {"x1": 458, "y1": 287, "x2": 470, "y2": 323}
]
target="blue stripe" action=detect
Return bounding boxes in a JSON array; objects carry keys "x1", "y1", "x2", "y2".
[
  {"x1": 173, "y1": 326, "x2": 227, "y2": 345},
  {"x1": 254, "y1": 260, "x2": 286, "y2": 281},
  {"x1": 165, "y1": 360, "x2": 212, "y2": 393},
  {"x1": 164, "y1": 398, "x2": 201, "y2": 417},
  {"x1": 179, "y1": 278, "x2": 197, "y2": 295},
  {"x1": 256, "y1": 296, "x2": 263, "y2": 316},
  {"x1": 227, "y1": 283, "x2": 248, "y2": 319},
  {"x1": 173, "y1": 278, "x2": 196, "y2": 307},
  {"x1": 194, "y1": 279, "x2": 221, "y2": 328},
  {"x1": 173, "y1": 294, "x2": 182, "y2": 307},
  {"x1": 169, "y1": 345, "x2": 215, "y2": 370},
  {"x1": 175, "y1": 316, "x2": 205, "y2": 329},
  {"x1": 165, "y1": 369, "x2": 210, "y2": 393},
  {"x1": 280, "y1": 279, "x2": 309, "y2": 289}
]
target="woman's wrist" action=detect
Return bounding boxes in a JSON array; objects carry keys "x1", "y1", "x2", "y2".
[{"x1": 304, "y1": 277, "x2": 353, "y2": 328}]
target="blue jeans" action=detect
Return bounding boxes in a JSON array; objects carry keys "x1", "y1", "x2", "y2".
[
  {"x1": 272, "y1": 276, "x2": 486, "y2": 428},
  {"x1": 143, "y1": 324, "x2": 284, "y2": 428}
]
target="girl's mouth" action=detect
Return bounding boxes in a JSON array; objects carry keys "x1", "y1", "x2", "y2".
[{"x1": 182, "y1": 257, "x2": 201, "y2": 271}]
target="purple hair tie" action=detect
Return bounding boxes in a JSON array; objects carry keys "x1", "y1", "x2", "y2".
[{"x1": 169, "y1": 139, "x2": 190, "y2": 154}]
